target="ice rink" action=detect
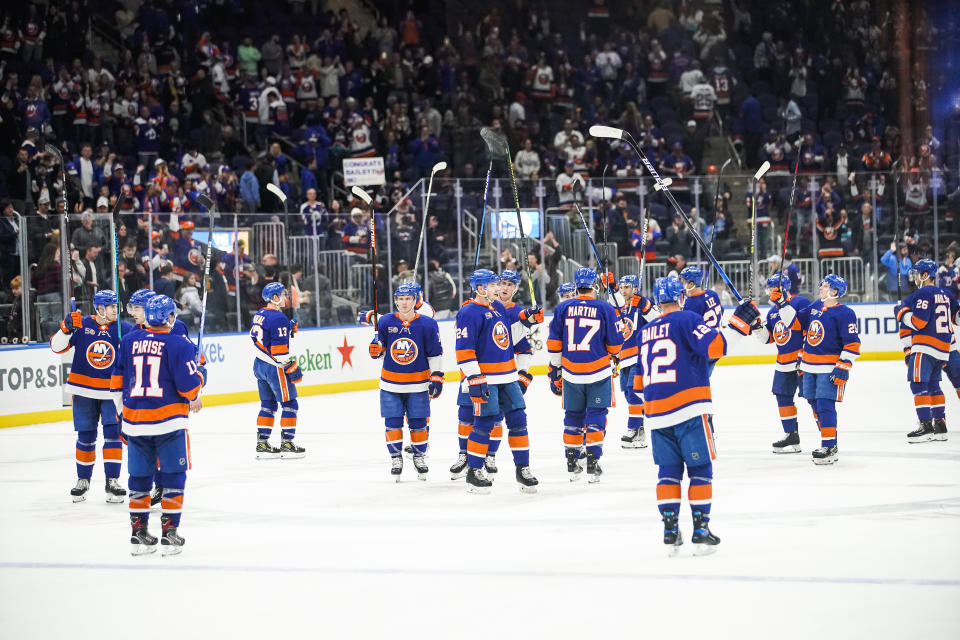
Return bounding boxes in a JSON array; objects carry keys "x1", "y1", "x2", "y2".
[{"x1": 1, "y1": 360, "x2": 959, "y2": 639}]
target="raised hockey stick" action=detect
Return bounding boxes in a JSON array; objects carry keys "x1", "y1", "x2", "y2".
[
  {"x1": 590, "y1": 125, "x2": 744, "y2": 301},
  {"x1": 110, "y1": 193, "x2": 127, "y2": 338},
  {"x1": 705, "y1": 157, "x2": 733, "y2": 289},
  {"x1": 411, "y1": 161, "x2": 448, "y2": 280},
  {"x1": 351, "y1": 186, "x2": 379, "y2": 329},
  {"x1": 473, "y1": 160, "x2": 495, "y2": 269},
  {"x1": 749, "y1": 160, "x2": 772, "y2": 298},
  {"x1": 571, "y1": 197, "x2": 625, "y2": 323},
  {"x1": 777, "y1": 143, "x2": 803, "y2": 293},
  {"x1": 892, "y1": 158, "x2": 903, "y2": 304},
  {"x1": 481, "y1": 126, "x2": 537, "y2": 305},
  {"x1": 45, "y1": 143, "x2": 75, "y2": 315},
  {"x1": 266, "y1": 182, "x2": 287, "y2": 207},
  {"x1": 194, "y1": 194, "x2": 218, "y2": 364}
]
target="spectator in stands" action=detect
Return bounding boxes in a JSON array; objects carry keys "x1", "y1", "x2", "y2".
[
  {"x1": 514, "y1": 138, "x2": 540, "y2": 180},
  {"x1": 75, "y1": 244, "x2": 106, "y2": 301},
  {"x1": 34, "y1": 243, "x2": 62, "y2": 337},
  {"x1": 341, "y1": 207, "x2": 369, "y2": 255},
  {"x1": 176, "y1": 272, "x2": 203, "y2": 328},
  {"x1": 740, "y1": 90, "x2": 763, "y2": 166},
  {"x1": 880, "y1": 242, "x2": 912, "y2": 299},
  {"x1": 555, "y1": 161, "x2": 584, "y2": 205},
  {"x1": 938, "y1": 251, "x2": 959, "y2": 298},
  {"x1": 240, "y1": 159, "x2": 260, "y2": 213},
  {"x1": 154, "y1": 263, "x2": 177, "y2": 299},
  {"x1": 427, "y1": 259, "x2": 457, "y2": 317},
  {"x1": 848, "y1": 201, "x2": 875, "y2": 260},
  {"x1": 666, "y1": 214, "x2": 692, "y2": 259}
]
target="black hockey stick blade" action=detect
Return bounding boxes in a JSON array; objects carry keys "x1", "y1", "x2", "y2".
[{"x1": 196, "y1": 193, "x2": 215, "y2": 211}]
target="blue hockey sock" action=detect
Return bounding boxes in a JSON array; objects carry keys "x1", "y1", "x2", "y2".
[
  {"x1": 775, "y1": 394, "x2": 798, "y2": 433},
  {"x1": 102, "y1": 423, "x2": 122, "y2": 479},
  {"x1": 467, "y1": 417, "x2": 495, "y2": 469},
  {"x1": 409, "y1": 418, "x2": 428, "y2": 455},
  {"x1": 816, "y1": 399, "x2": 838, "y2": 447},
  {"x1": 910, "y1": 382, "x2": 932, "y2": 421},
  {"x1": 488, "y1": 422, "x2": 503, "y2": 455},
  {"x1": 688, "y1": 463, "x2": 713, "y2": 521},
  {"x1": 75, "y1": 430, "x2": 96, "y2": 480},
  {"x1": 504, "y1": 409, "x2": 529, "y2": 467},
  {"x1": 657, "y1": 465, "x2": 683, "y2": 517},
  {"x1": 384, "y1": 417, "x2": 403, "y2": 457}
]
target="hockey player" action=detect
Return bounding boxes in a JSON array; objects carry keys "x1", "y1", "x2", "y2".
[
  {"x1": 638, "y1": 275, "x2": 761, "y2": 555},
  {"x1": 616, "y1": 274, "x2": 658, "y2": 448},
  {"x1": 557, "y1": 282, "x2": 577, "y2": 300},
  {"x1": 475, "y1": 269, "x2": 543, "y2": 475},
  {"x1": 752, "y1": 272, "x2": 812, "y2": 453},
  {"x1": 250, "y1": 282, "x2": 305, "y2": 459},
  {"x1": 547, "y1": 267, "x2": 624, "y2": 482},
  {"x1": 50, "y1": 290, "x2": 135, "y2": 503},
  {"x1": 775, "y1": 274, "x2": 861, "y2": 464},
  {"x1": 680, "y1": 266, "x2": 723, "y2": 329},
  {"x1": 368, "y1": 282, "x2": 443, "y2": 480},
  {"x1": 113, "y1": 295, "x2": 206, "y2": 555},
  {"x1": 895, "y1": 259, "x2": 958, "y2": 443},
  {"x1": 359, "y1": 281, "x2": 435, "y2": 325},
  {"x1": 453, "y1": 269, "x2": 538, "y2": 494}
]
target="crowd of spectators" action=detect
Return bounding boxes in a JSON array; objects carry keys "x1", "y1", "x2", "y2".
[{"x1": 0, "y1": 0, "x2": 956, "y2": 338}]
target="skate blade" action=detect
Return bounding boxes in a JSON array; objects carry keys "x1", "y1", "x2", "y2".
[
  {"x1": 450, "y1": 471, "x2": 467, "y2": 480},
  {"x1": 466, "y1": 485, "x2": 491, "y2": 495},
  {"x1": 131, "y1": 544, "x2": 157, "y2": 556},
  {"x1": 106, "y1": 494, "x2": 126, "y2": 504},
  {"x1": 812, "y1": 456, "x2": 838, "y2": 465},
  {"x1": 934, "y1": 434, "x2": 948, "y2": 441},
  {"x1": 568, "y1": 472, "x2": 582, "y2": 482},
  {"x1": 588, "y1": 475, "x2": 601, "y2": 484},
  {"x1": 693, "y1": 543, "x2": 718, "y2": 556},
  {"x1": 907, "y1": 435, "x2": 936, "y2": 444},
  {"x1": 256, "y1": 452, "x2": 281, "y2": 460},
  {"x1": 772, "y1": 445, "x2": 801, "y2": 454},
  {"x1": 279, "y1": 452, "x2": 306, "y2": 459},
  {"x1": 71, "y1": 494, "x2": 87, "y2": 503},
  {"x1": 666, "y1": 544, "x2": 682, "y2": 558},
  {"x1": 621, "y1": 442, "x2": 643, "y2": 449},
  {"x1": 416, "y1": 472, "x2": 428, "y2": 481},
  {"x1": 161, "y1": 544, "x2": 183, "y2": 557},
  {"x1": 518, "y1": 485, "x2": 538, "y2": 494}
]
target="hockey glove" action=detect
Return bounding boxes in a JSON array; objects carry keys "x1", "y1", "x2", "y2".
[
  {"x1": 548, "y1": 364, "x2": 563, "y2": 396},
  {"x1": 62, "y1": 310, "x2": 83, "y2": 333},
  {"x1": 197, "y1": 364, "x2": 208, "y2": 387},
  {"x1": 729, "y1": 299, "x2": 761, "y2": 335},
  {"x1": 517, "y1": 369, "x2": 532, "y2": 394},
  {"x1": 290, "y1": 320, "x2": 298, "y2": 336},
  {"x1": 368, "y1": 337, "x2": 384, "y2": 359},
  {"x1": 284, "y1": 359, "x2": 302, "y2": 384},
  {"x1": 519, "y1": 305, "x2": 544, "y2": 326},
  {"x1": 769, "y1": 287, "x2": 788, "y2": 309},
  {"x1": 893, "y1": 304, "x2": 909, "y2": 324},
  {"x1": 428, "y1": 371, "x2": 444, "y2": 399},
  {"x1": 610, "y1": 354, "x2": 620, "y2": 378},
  {"x1": 829, "y1": 360, "x2": 852, "y2": 386},
  {"x1": 467, "y1": 374, "x2": 489, "y2": 412},
  {"x1": 357, "y1": 309, "x2": 375, "y2": 326}
]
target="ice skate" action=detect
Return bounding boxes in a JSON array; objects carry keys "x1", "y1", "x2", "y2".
[
  {"x1": 772, "y1": 430, "x2": 801, "y2": 454},
  {"x1": 465, "y1": 467, "x2": 492, "y2": 494},
  {"x1": 390, "y1": 456, "x2": 403, "y2": 481},
  {"x1": 621, "y1": 427, "x2": 648, "y2": 449},
  {"x1": 160, "y1": 515, "x2": 184, "y2": 556},
  {"x1": 484, "y1": 455, "x2": 498, "y2": 475},
  {"x1": 566, "y1": 449, "x2": 583, "y2": 482},
  {"x1": 279, "y1": 439, "x2": 306, "y2": 459},
  {"x1": 449, "y1": 452, "x2": 469, "y2": 480},
  {"x1": 933, "y1": 418, "x2": 948, "y2": 441},
  {"x1": 812, "y1": 445, "x2": 839, "y2": 465},
  {"x1": 130, "y1": 515, "x2": 157, "y2": 556},
  {"x1": 404, "y1": 443, "x2": 430, "y2": 458},
  {"x1": 691, "y1": 510, "x2": 720, "y2": 556},
  {"x1": 412, "y1": 455, "x2": 428, "y2": 481},
  {"x1": 586, "y1": 452, "x2": 603, "y2": 483},
  {"x1": 150, "y1": 485, "x2": 163, "y2": 507},
  {"x1": 515, "y1": 466, "x2": 538, "y2": 494},
  {"x1": 70, "y1": 478, "x2": 90, "y2": 503},
  {"x1": 662, "y1": 510, "x2": 683, "y2": 557},
  {"x1": 256, "y1": 438, "x2": 280, "y2": 460},
  {"x1": 105, "y1": 478, "x2": 126, "y2": 503},
  {"x1": 908, "y1": 420, "x2": 936, "y2": 443}
]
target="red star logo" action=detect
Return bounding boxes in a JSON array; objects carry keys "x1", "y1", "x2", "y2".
[{"x1": 336, "y1": 335, "x2": 355, "y2": 368}]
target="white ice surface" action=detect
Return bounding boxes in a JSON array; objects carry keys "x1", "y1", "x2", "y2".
[{"x1": 1, "y1": 361, "x2": 958, "y2": 640}]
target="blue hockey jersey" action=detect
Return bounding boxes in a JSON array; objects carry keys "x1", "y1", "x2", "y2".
[
  {"x1": 898, "y1": 286, "x2": 958, "y2": 360},
  {"x1": 683, "y1": 289, "x2": 723, "y2": 328},
  {"x1": 759, "y1": 294, "x2": 811, "y2": 372},
  {"x1": 50, "y1": 315, "x2": 137, "y2": 399},
  {"x1": 617, "y1": 294, "x2": 656, "y2": 368},
  {"x1": 501, "y1": 301, "x2": 534, "y2": 371},
  {"x1": 634, "y1": 309, "x2": 728, "y2": 429},
  {"x1": 251, "y1": 307, "x2": 296, "y2": 365},
  {"x1": 375, "y1": 312, "x2": 443, "y2": 393},
  {"x1": 455, "y1": 299, "x2": 517, "y2": 388},
  {"x1": 547, "y1": 295, "x2": 624, "y2": 384},
  {"x1": 111, "y1": 327, "x2": 205, "y2": 436},
  {"x1": 781, "y1": 301, "x2": 860, "y2": 374}
]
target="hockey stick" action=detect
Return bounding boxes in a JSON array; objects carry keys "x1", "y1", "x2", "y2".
[
  {"x1": 110, "y1": 193, "x2": 127, "y2": 338},
  {"x1": 749, "y1": 160, "x2": 771, "y2": 298},
  {"x1": 194, "y1": 194, "x2": 218, "y2": 364},
  {"x1": 473, "y1": 160, "x2": 494, "y2": 269},
  {"x1": 45, "y1": 143, "x2": 75, "y2": 314},
  {"x1": 590, "y1": 125, "x2": 744, "y2": 301},
  {"x1": 571, "y1": 197, "x2": 625, "y2": 323},
  {"x1": 266, "y1": 182, "x2": 287, "y2": 207},
  {"x1": 705, "y1": 157, "x2": 733, "y2": 289},
  {"x1": 351, "y1": 186, "x2": 379, "y2": 329},
  {"x1": 481, "y1": 126, "x2": 537, "y2": 305},
  {"x1": 411, "y1": 161, "x2": 447, "y2": 281},
  {"x1": 777, "y1": 143, "x2": 803, "y2": 293},
  {"x1": 636, "y1": 207, "x2": 652, "y2": 295},
  {"x1": 892, "y1": 159, "x2": 903, "y2": 304}
]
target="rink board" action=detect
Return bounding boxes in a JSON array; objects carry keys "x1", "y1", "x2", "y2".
[{"x1": 0, "y1": 303, "x2": 904, "y2": 428}]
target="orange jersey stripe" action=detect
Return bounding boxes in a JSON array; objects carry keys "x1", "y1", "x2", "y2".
[
  {"x1": 803, "y1": 353, "x2": 840, "y2": 364},
  {"x1": 606, "y1": 344, "x2": 622, "y2": 355},
  {"x1": 644, "y1": 386, "x2": 712, "y2": 415},
  {"x1": 480, "y1": 360, "x2": 517, "y2": 374},
  {"x1": 546, "y1": 338, "x2": 563, "y2": 351},
  {"x1": 456, "y1": 348, "x2": 478, "y2": 362},
  {"x1": 270, "y1": 344, "x2": 289, "y2": 355},
  {"x1": 561, "y1": 354, "x2": 612, "y2": 373},
  {"x1": 381, "y1": 368, "x2": 430, "y2": 383},
  {"x1": 912, "y1": 334, "x2": 951, "y2": 351},
  {"x1": 776, "y1": 349, "x2": 801, "y2": 363},
  {"x1": 707, "y1": 334, "x2": 725, "y2": 360},
  {"x1": 619, "y1": 345, "x2": 639, "y2": 359},
  {"x1": 68, "y1": 372, "x2": 112, "y2": 389},
  {"x1": 123, "y1": 403, "x2": 189, "y2": 422}
]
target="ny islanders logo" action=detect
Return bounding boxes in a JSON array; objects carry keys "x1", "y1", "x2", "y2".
[
  {"x1": 492, "y1": 321, "x2": 511, "y2": 350},
  {"x1": 806, "y1": 320, "x2": 825, "y2": 346},
  {"x1": 390, "y1": 337, "x2": 419, "y2": 365},
  {"x1": 773, "y1": 320, "x2": 791, "y2": 345},
  {"x1": 621, "y1": 317, "x2": 635, "y2": 340},
  {"x1": 86, "y1": 341, "x2": 116, "y2": 369}
]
